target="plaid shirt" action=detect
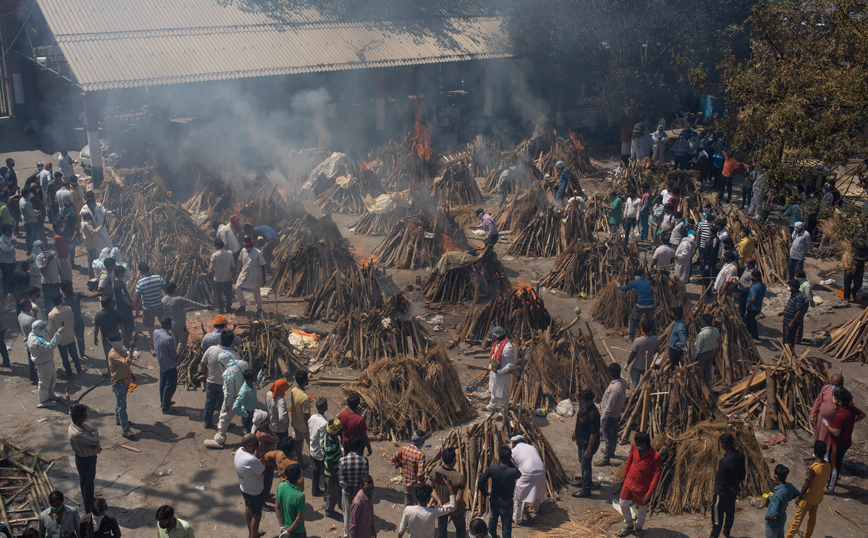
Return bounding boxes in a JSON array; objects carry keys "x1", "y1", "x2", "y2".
[
  {"x1": 391, "y1": 444, "x2": 426, "y2": 487},
  {"x1": 339, "y1": 452, "x2": 369, "y2": 492},
  {"x1": 201, "y1": 328, "x2": 241, "y2": 351}
]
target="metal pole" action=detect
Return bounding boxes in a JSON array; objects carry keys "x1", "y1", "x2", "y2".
[{"x1": 83, "y1": 93, "x2": 102, "y2": 187}]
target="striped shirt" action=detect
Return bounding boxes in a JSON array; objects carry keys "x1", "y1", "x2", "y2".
[
  {"x1": 68, "y1": 423, "x2": 101, "y2": 457},
  {"x1": 697, "y1": 220, "x2": 711, "y2": 249},
  {"x1": 135, "y1": 273, "x2": 166, "y2": 309},
  {"x1": 783, "y1": 293, "x2": 807, "y2": 326}
]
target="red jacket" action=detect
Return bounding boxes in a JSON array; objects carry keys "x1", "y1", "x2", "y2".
[{"x1": 620, "y1": 445, "x2": 662, "y2": 505}]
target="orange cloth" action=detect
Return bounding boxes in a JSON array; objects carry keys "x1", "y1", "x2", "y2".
[
  {"x1": 722, "y1": 154, "x2": 738, "y2": 177},
  {"x1": 269, "y1": 379, "x2": 290, "y2": 399},
  {"x1": 291, "y1": 328, "x2": 320, "y2": 341},
  {"x1": 620, "y1": 445, "x2": 662, "y2": 505}
]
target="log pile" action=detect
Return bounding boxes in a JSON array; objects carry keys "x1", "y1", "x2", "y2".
[
  {"x1": 304, "y1": 262, "x2": 385, "y2": 321},
  {"x1": 539, "y1": 240, "x2": 637, "y2": 297},
  {"x1": 373, "y1": 213, "x2": 469, "y2": 269},
  {"x1": 271, "y1": 214, "x2": 344, "y2": 261},
  {"x1": 426, "y1": 412, "x2": 568, "y2": 516},
  {"x1": 315, "y1": 164, "x2": 386, "y2": 216},
  {"x1": 271, "y1": 240, "x2": 356, "y2": 297},
  {"x1": 0, "y1": 438, "x2": 58, "y2": 536},
  {"x1": 590, "y1": 271, "x2": 687, "y2": 332},
  {"x1": 481, "y1": 164, "x2": 536, "y2": 195},
  {"x1": 719, "y1": 348, "x2": 828, "y2": 431},
  {"x1": 234, "y1": 317, "x2": 308, "y2": 377},
  {"x1": 491, "y1": 186, "x2": 549, "y2": 232},
  {"x1": 432, "y1": 161, "x2": 484, "y2": 210},
  {"x1": 422, "y1": 248, "x2": 512, "y2": 303},
  {"x1": 506, "y1": 205, "x2": 593, "y2": 258},
  {"x1": 238, "y1": 189, "x2": 306, "y2": 225},
  {"x1": 618, "y1": 366, "x2": 723, "y2": 443},
  {"x1": 754, "y1": 224, "x2": 792, "y2": 284},
  {"x1": 822, "y1": 307, "x2": 868, "y2": 363},
  {"x1": 457, "y1": 285, "x2": 552, "y2": 343},
  {"x1": 182, "y1": 175, "x2": 234, "y2": 220},
  {"x1": 343, "y1": 346, "x2": 474, "y2": 441},
  {"x1": 178, "y1": 337, "x2": 206, "y2": 388},
  {"x1": 315, "y1": 292, "x2": 430, "y2": 369}
]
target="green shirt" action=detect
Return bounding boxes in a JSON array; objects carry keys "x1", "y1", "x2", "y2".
[
  {"x1": 157, "y1": 518, "x2": 194, "y2": 538},
  {"x1": 608, "y1": 196, "x2": 623, "y2": 225},
  {"x1": 276, "y1": 481, "x2": 306, "y2": 534}
]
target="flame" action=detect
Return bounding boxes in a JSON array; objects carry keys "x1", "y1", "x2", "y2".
[
  {"x1": 234, "y1": 202, "x2": 242, "y2": 213},
  {"x1": 412, "y1": 100, "x2": 432, "y2": 162},
  {"x1": 569, "y1": 130, "x2": 585, "y2": 160},
  {"x1": 361, "y1": 253, "x2": 378, "y2": 268},
  {"x1": 277, "y1": 188, "x2": 287, "y2": 200},
  {"x1": 441, "y1": 233, "x2": 460, "y2": 252}
]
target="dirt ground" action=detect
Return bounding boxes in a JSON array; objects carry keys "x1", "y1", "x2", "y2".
[{"x1": 0, "y1": 136, "x2": 866, "y2": 538}]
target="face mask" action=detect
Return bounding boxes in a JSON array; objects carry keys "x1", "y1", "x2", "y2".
[
  {"x1": 50, "y1": 505, "x2": 63, "y2": 513},
  {"x1": 363, "y1": 489, "x2": 374, "y2": 497},
  {"x1": 159, "y1": 521, "x2": 172, "y2": 529},
  {"x1": 93, "y1": 514, "x2": 104, "y2": 528}
]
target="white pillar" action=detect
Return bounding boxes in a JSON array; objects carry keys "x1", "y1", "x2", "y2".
[{"x1": 84, "y1": 93, "x2": 103, "y2": 187}]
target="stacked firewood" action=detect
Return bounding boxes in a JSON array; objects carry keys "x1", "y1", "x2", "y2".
[
  {"x1": 0, "y1": 438, "x2": 58, "y2": 536},
  {"x1": 822, "y1": 307, "x2": 868, "y2": 363},
  {"x1": 618, "y1": 366, "x2": 722, "y2": 443},
  {"x1": 506, "y1": 205, "x2": 594, "y2": 257},
  {"x1": 432, "y1": 160, "x2": 484, "y2": 209},
  {"x1": 343, "y1": 346, "x2": 474, "y2": 441},
  {"x1": 178, "y1": 337, "x2": 206, "y2": 388},
  {"x1": 373, "y1": 213, "x2": 469, "y2": 269},
  {"x1": 719, "y1": 348, "x2": 827, "y2": 431},
  {"x1": 590, "y1": 270, "x2": 687, "y2": 333},
  {"x1": 315, "y1": 292, "x2": 430, "y2": 369},
  {"x1": 422, "y1": 248, "x2": 513, "y2": 303},
  {"x1": 315, "y1": 164, "x2": 386, "y2": 216},
  {"x1": 272, "y1": 214, "x2": 344, "y2": 260},
  {"x1": 458, "y1": 285, "x2": 551, "y2": 343},
  {"x1": 238, "y1": 189, "x2": 306, "y2": 225},
  {"x1": 182, "y1": 176, "x2": 234, "y2": 221},
  {"x1": 304, "y1": 262, "x2": 385, "y2": 321},
  {"x1": 426, "y1": 412, "x2": 568, "y2": 516},
  {"x1": 481, "y1": 164, "x2": 536, "y2": 195},
  {"x1": 271, "y1": 240, "x2": 356, "y2": 297},
  {"x1": 491, "y1": 186, "x2": 549, "y2": 232},
  {"x1": 539, "y1": 240, "x2": 637, "y2": 297},
  {"x1": 755, "y1": 224, "x2": 791, "y2": 284},
  {"x1": 234, "y1": 317, "x2": 307, "y2": 377}
]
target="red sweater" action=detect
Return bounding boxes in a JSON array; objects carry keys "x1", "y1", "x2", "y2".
[{"x1": 620, "y1": 445, "x2": 662, "y2": 505}]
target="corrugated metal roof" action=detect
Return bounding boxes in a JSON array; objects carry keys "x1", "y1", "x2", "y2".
[{"x1": 35, "y1": 0, "x2": 510, "y2": 91}]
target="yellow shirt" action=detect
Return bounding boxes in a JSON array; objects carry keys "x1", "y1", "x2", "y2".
[
  {"x1": 736, "y1": 237, "x2": 755, "y2": 269},
  {"x1": 289, "y1": 387, "x2": 310, "y2": 432},
  {"x1": 802, "y1": 461, "x2": 831, "y2": 505}
]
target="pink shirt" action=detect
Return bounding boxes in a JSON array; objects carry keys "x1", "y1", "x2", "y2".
[{"x1": 810, "y1": 384, "x2": 839, "y2": 444}]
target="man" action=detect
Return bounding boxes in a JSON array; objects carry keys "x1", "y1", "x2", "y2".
[
  {"x1": 28, "y1": 320, "x2": 64, "y2": 407},
  {"x1": 672, "y1": 134, "x2": 690, "y2": 169},
  {"x1": 290, "y1": 370, "x2": 312, "y2": 462},
  {"x1": 200, "y1": 330, "x2": 239, "y2": 428},
  {"x1": 477, "y1": 446, "x2": 519, "y2": 538},
  {"x1": 510, "y1": 436, "x2": 545, "y2": 526},
  {"x1": 205, "y1": 351, "x2": 250, "y2": 449},
  {"x1": 340, "y1": 436, "x2": 370, "y2": 538},
  {"x1": 843, "y1": 238, "x2": 867, "y2": 303},
  {"x1": 745, "y1": 270, "x2": 766, "y2": 340},
  {"x1": 348, "y1": 475, "x2": 376, "y2": 538},
  {"x1": 47, "y1": 172, "x2": 62, "y2": 222},
  {"x1": 483, "y1": 326, "x2": 514, "y2": 419},
  {"x1": 668, "y1": 212, "x2": 687, "y2": 248},
  {"x1": 267, "y1": 379, "x2": 291, "y2": 440},
  {"x1": 52, "y1": 222, "x2": 72, "y2": 282},
  {"x1": 20, "y1": 188, "x2": 40, "y2": 255},
  {"x1": 38, "y1": 491, "x2": 80, "y2": 538},
  {"x1": 235, "y1": 236, "x2": 266, "y2": 314},
  {"x1": 823, "y1": 388, "x2": 864, "y2": 493},
  {"x1": 108, "y1": 334, "x2": 136, "y2": 438},
  {"x1": 651, "y1": 125, "x2": 668, "y2": 162},
  {"x1": 398, "y1": 482, "x2": 457, "y2": 538},
  {"x1": 62, "y1": 280, "x2": 96, "y2": 359},
  {"x1": 47, "y1": 293, "x2": 82, "y2": 377},
  {"x1": 155, "y1": 505, "x2": 194, "y2": 538},
  {"x1": 235, "y1": 433, "x2": 266, "y2": 538},
  {"x1": 810, "y1": 374, "x2": 844, "y2": 448},
  {"x1": 778, "y1": 280, "x2": 808, "y2": 352},
  {"x1": 58, "y1": 150, "x2": 75, "y2": 179},
  {"x1": 96, "y1": 257, "x2": 115, "y2": 299},
  {"x1": 392, "y1": 431, "x2": 428, "y2": 506},
  {"x1": 18, "y1": 298, "x2": 38, "y2": 382},
  {"x1": 473, "y1": 208, "x2": 499, "y2": 247},
  {"x1": 69, "y1": 404, "x2": 101, "y2": 513},
  {"x1": 80, "y1": 192, "x2": 112, "y2": 250},
  {"x1": 79, "y1": 498, "x2": 121, "y2": 538},
  {"x1": 668, "y1": 307, "x2": 687, "y2": 367},
  {"x1": 201, "y1": 315, "x2": 241, "y2": 351},
  {"x1": 600, "y1": 363, "x2": 627, "y2": 467},
  {"x1": 277, "y1": 464, "x2": 306, "y2": 538},
  {"x1": 134, "y1": 262, "x2": 167, "y2": 347},
  {"x1": 35, "y1": 241, "x2": 61, "y2": 304},
  {"x1": 674, "y1": 234, "x2": 696, "y2": 285},
  {"x1": 213, "y1": 218, "x2": 241, "y2": 258},
  {"x1": 161, "y1": 281, "x2": 210, "y2": 354},
  {"x1": 0, "y1": 224, "x2": 17, "y2": 295},
  {"x1": 736, "y1": 258, "x2": 757, "y2": 319},
  {"x1": 696, "y1": 212, "x2": 713, "y2": 251},
  {"x1": 626, "y1": 320, "x2": 658, "y2": 389},
  {"x1": 719, "y1": 152, "x2": 737, "y2": 203},
  {"x1": 209, "y1": 239, "x2": 235, "y2": 313},
  {"x1": 651, "y1": 239, "x2": 675, "y2": 274},
  {"x1": 496, "y1": 168, "x2": 513, "y2": 206},
  {"x1": 338, "y1": 394, "x2": 373, "y2": 456},
  {"x1": 638, "y1": 184, "x2": 652, "y2": 241},
  {"x1": 765, "y1": 465, "x2": 798, "y2": 538},
  {"x1": 153, "y1": 317, "x2": 179, "y2": 415},
  {"x1": 93, "y1": 296, "x2": 123, "y2": 377},
  {"x1": 796, "y1": 269, "x2": 814, "y2": 309},
  {"x1": 571, "y1": 390, "x2": 600, "y2": 498},
  {"x1": 554, "y1": 161, "x2": 570, "y2": 208},
  {"x1": 693, "y1": 314, "x2": 720, "y2": 390},
  {"x1": 426, "y1": 447, "x2": 466, "y2": 538},
  {"x1": 619, "y1": 270, "x2": 655, "y2": 340},
  {"x1": 80, "y1": 212, "x2": 102, "y2": 277},
  {"x1": 788, "y1": 222, "x2": 810, "y2": 280},
  {"x1": 5, "y1": 158, "x2": 17, "y2": 188},
  {"x1": 709, "y1": 433, "x2": 745, "y2": 538},
  {"x1": 324, "y1": 419, "x2": 344, "y2": 514},
  {"x1": 604, "y1": 190, "x2": 623, "y2": 238},
  {"x1": 785, "y1": 441, "x2": 830, "y2": 538},
  {"x1": 616, "y1": 432, "x2": 661, "y2": 537},
  {"x1": 714, "y1": 252, "x2": 738, "y2": 297},
  {"x1": 309, "y1": 397, "x2": 330, "y2": 496},
  {"x1": 37, "y1": 162, "x2": 52, "y2": 193},
  {"x1": 701, "y1": 220, "x2": 722, "y2": 289},
  {"x1": 735, "y1": 227, "x2": 755, "y2": 271}
]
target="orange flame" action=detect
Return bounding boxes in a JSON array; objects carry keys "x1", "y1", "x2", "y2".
[
  {"x1": 441, "y1": 233, "x2": 460, "y2": 252},
  {"x1": 413, "y1": 100, "x2": 432, "y2": 162},
  {"x1": 569, "y1": 130, "x2": 585, "y2": 160}
]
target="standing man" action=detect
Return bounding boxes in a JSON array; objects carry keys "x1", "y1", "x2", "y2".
[
  {"x1": 392, "y1": 431, "x2": 428, "y2": 506},
  {"x1": 708, "y1": 433, "x2": 746, "y2": 538},
  {"x1": 134, "y1": 262, "x2": 167, "y2": 348},
  {"x1": 0, "y1": 225, "x2": 17, "y2": 296},
  {"x1": 153, "y1": 317, "x2": 179, "y2": 415},
  {"x1": 785, "y1": 441, "x2": 830, "y2": 538},
  {"x1": 496, "y1": 168, "x2": 514, "y2": 207},
  {"x1": 510, "y1": 436, "x2": 546, "y2": 526},
  {"x1": 823, "y1": 388, "x2": 864, "y2": 493},
  {"x1": 201, "y1": 315, "x2": 241, "y2": 351},
  {"x1": 340, "y1": 436, "x2": 370, "y2": 538},
  {"x1": 599, "y1": 363, "x2": 627, "y2": 467},
  {"x1": 108, "y1": 334, "x2": 136, "y2": 438},
  {"x1": 764, "y1": 465, "x2": 799, "y2": 538},
  {"x1": 616, "y1": 432, "x2": 661, "y2": 537},
  {"x1": 57, "y1": 150, "x2": 75, "y2": 179},
  {"x1": 112, "y1": 266, "x2": 135, "y2": 344},
  {"x1": 19, "y1": 188, "x2": 39, "y2": 255},
  {"x1": 209, "y1": 239, "x2": 235, "y2": 314},
  {"x1": 638, "y1": 184, "x2": 652, "y2": 241},
  {"x1": 61, "y1": 280, "x2": 95, "y2": 360},
  {"x1": 788, "y1": 222, "x2": 810, "y2": 280},
  {"x1": 619, "y1": 270, "x2": 654, "y2": 340},
  {"x1": 93, "y1": 296, "x2": 123, "y2": 377},
  {"x1": 714, "y1": 252, "x2": 738, "y2": 297},
  {"x1": 213, "y1": 219, "x2": 242, "y2": 259},
  {"x1": 80, "y1": 192, "x2": 112, "y2": 251},
  {"x1": 604, "y1": 190, "x2": 624, "y2": 238},
  {"x1": 626, "y1": 320, "x2": 658, "y2": 389},
  {"x1": 276, "y1": 464, "x2": 306, "y2": 538},
  {"x1": 80, "y1": 212, "x2": 102, "y2": 277},
  {"x1": 843, "y1": 239, "x2": 867, "y2": 303},
  {"x1": 668, "y1": 307, "x2": 687, "y2": 367},
  {"x1": 810, "y1": 374, "x2": 844, "y2": 448},
  {"x1": 651, "y1": 238, "x2": 676, "y2": 274},
  {"x1": 161, "y1": 281, "x2": 210, "y2": 354},
  {"x1": 290, "y1": 371, "x2": 312, "y2": 462},
  {"x1": 736, "y1": 258, "x2": 757, "y2": 319},
  {"x1": 337, "y1": 394, "x2": 373, "y2": 456},
  {"x1": 483, "y1": 326, "x2": 514, "y2": 419},
  {"x1": 477, "y1": 446, "x2": 519, "y2": 538},
  {"x1": 554, "y1": 161, "x2": 570, "y2": 209},
  {"x1": 309, "y1": 397, "x2": 330, "y2": 497},
  {"x1": 778, "y1": 280, "x2": 808, "y2": 352},
  {"x1": 47, "y1": 293, "x2": 82, "y2": 377},
  {"x1": 571, "y1": 390, "x2": 600, "y2": 498},
  {"x1": 200, "y1": 330, "x2": 239, "y2": 428},
  {"x1": 18, "y1": 298, "x2": 38, "y2": 382},
  {"x1": 235, "y1": 237, "x2": 266, "y2": 315},
  {"x1": 651, "y1": 125, "x2": 668, "y2": 162},
  {"x1": 68, "y1": 404, "x2": 101, "y2": 513},
  {"x1": 674, "y1": 234, "x2": 696, "y2": 285},
  {"x1": 27, "y1": 320, "x2": 64, "y2": 407},
  {"x1": 427, "y1": 448, "x2": 466, "y2": 538},
  {"x1": 235, "y1": 433, "x2": 266, "y2": 538},
  {"x1": 693, "y1": 314, "x2": 720, "y2": 390},
  {"x1": 348, "y1": 475, "x2": 376, "y2": 538},
  {"x1": 324, "y1": 419, "x2": 344, "y2": 515},
  {"x1": 38, "y1": 491, "x2": 80, "y2": 538},
  {"x1": 397, "y1": 483, "x2": 457, "y2": 538},
  {"x1": 79, "y1": 498, "x2": 122, "y2": 538},
  {"x1": 473, "y1": 208, "x2": 499, "y2": 248},
  {"x1": 155, "y1": 506, "x2": 194, "y2": 538},
  {"x1": 35, "y1": 241, "x2": 61, "y2": 304},
  {"x1": 205, "y1": 351, "x2": 250, "y2": 449},
  {"x1": 745, "y1": 270, "x2": 766, "y2": 340}
]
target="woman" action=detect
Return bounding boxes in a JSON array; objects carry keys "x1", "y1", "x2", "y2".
[
  {"x1": 266, "y1": 378, "x2": 291, "y2": 440},
  {"x1": 253, "y1": 409, "x2": 279, "y2": 500}
]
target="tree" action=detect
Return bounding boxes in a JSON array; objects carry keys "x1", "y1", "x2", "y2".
[{"x1": 722, "y1": 0, "x2": 868, "y2": 188}]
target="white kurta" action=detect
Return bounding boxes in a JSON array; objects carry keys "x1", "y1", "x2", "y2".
[
  {"x1": 80, "y1": 203, "x2": 113, "y2": 250},
  {"x1": 512, "y1": 442, "x2": 546, "y2": 522},
  {"x1": 488, "y1": 340, "x2": 515, "y2": 402},
  {"x1": 674, "y1": 236, "x2": 695, "y2": 284}
]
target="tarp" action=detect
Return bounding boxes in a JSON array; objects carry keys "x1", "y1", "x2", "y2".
[
  {"x1": 433, "y1": 250, "x2": 481, "y2": 275},
  {"x1": 364, "y1": 189, "x2": 413, "y2": 215},
  {"x1": 302, "y1": 152, "x2": 349, "y2": 192}
]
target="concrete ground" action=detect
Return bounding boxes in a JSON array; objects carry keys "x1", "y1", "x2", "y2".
[{"x1": 0, "y1": 140, "x2": 866, "y2": 538}]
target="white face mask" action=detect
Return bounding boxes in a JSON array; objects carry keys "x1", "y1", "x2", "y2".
[{"x1": 93, "y1": 514, "x2": 104, "y2": 528}]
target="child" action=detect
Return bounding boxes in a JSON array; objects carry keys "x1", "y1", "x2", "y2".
[
  {"x1": 469, "y1": 518, "x2": 491, "y2": 538},
  {"x1": 308, "y1": 397, "x2": 329, "y2": 497},
  {"x1": 323, "y1": 419, "x2": 343, "y2": 515},
  {"x1": 765, "y1": 464, "x2": 798, "y2": 538},
  {"x1": 786, "y1": 440, "x2": 831, "y2": 538},
  {"x1": 232, "y1": 368, "x2": 259, "y2": 433}
]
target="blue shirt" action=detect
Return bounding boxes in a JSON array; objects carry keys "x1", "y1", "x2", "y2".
[
  {"x1": 619, "y1": 279, "x2": 654, "y2": 306},
  {"x1": 766, "y1": 482, "x2": 799, "y2": 529},
  {"x1": 153, "y1": 328, "x2": 178, "y2": 372},
  {"x1": 783, "y1": 293, "x2": 807, "y2": 326},
  {"x1": 712, "y1": 151, "x2": 725, "y2": 169},
  {"x1": 232, "y1": 382, "x2": 259, "y2": 418},
  {"x1": 669, "y1": 320, "x2": 687, "y2": 350},
  {"x1": 135, "y1": 273, "x2": 166, "y2": 310},
  {"x1": 781, "y1": 204, "x2": 802, "y2": 228},
  {"x1": 748, "y1": 282, "x2": 766, "y2": 311},
  {"x1": 254, "y1": 225, "x2": 279, "y2": 242}
]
